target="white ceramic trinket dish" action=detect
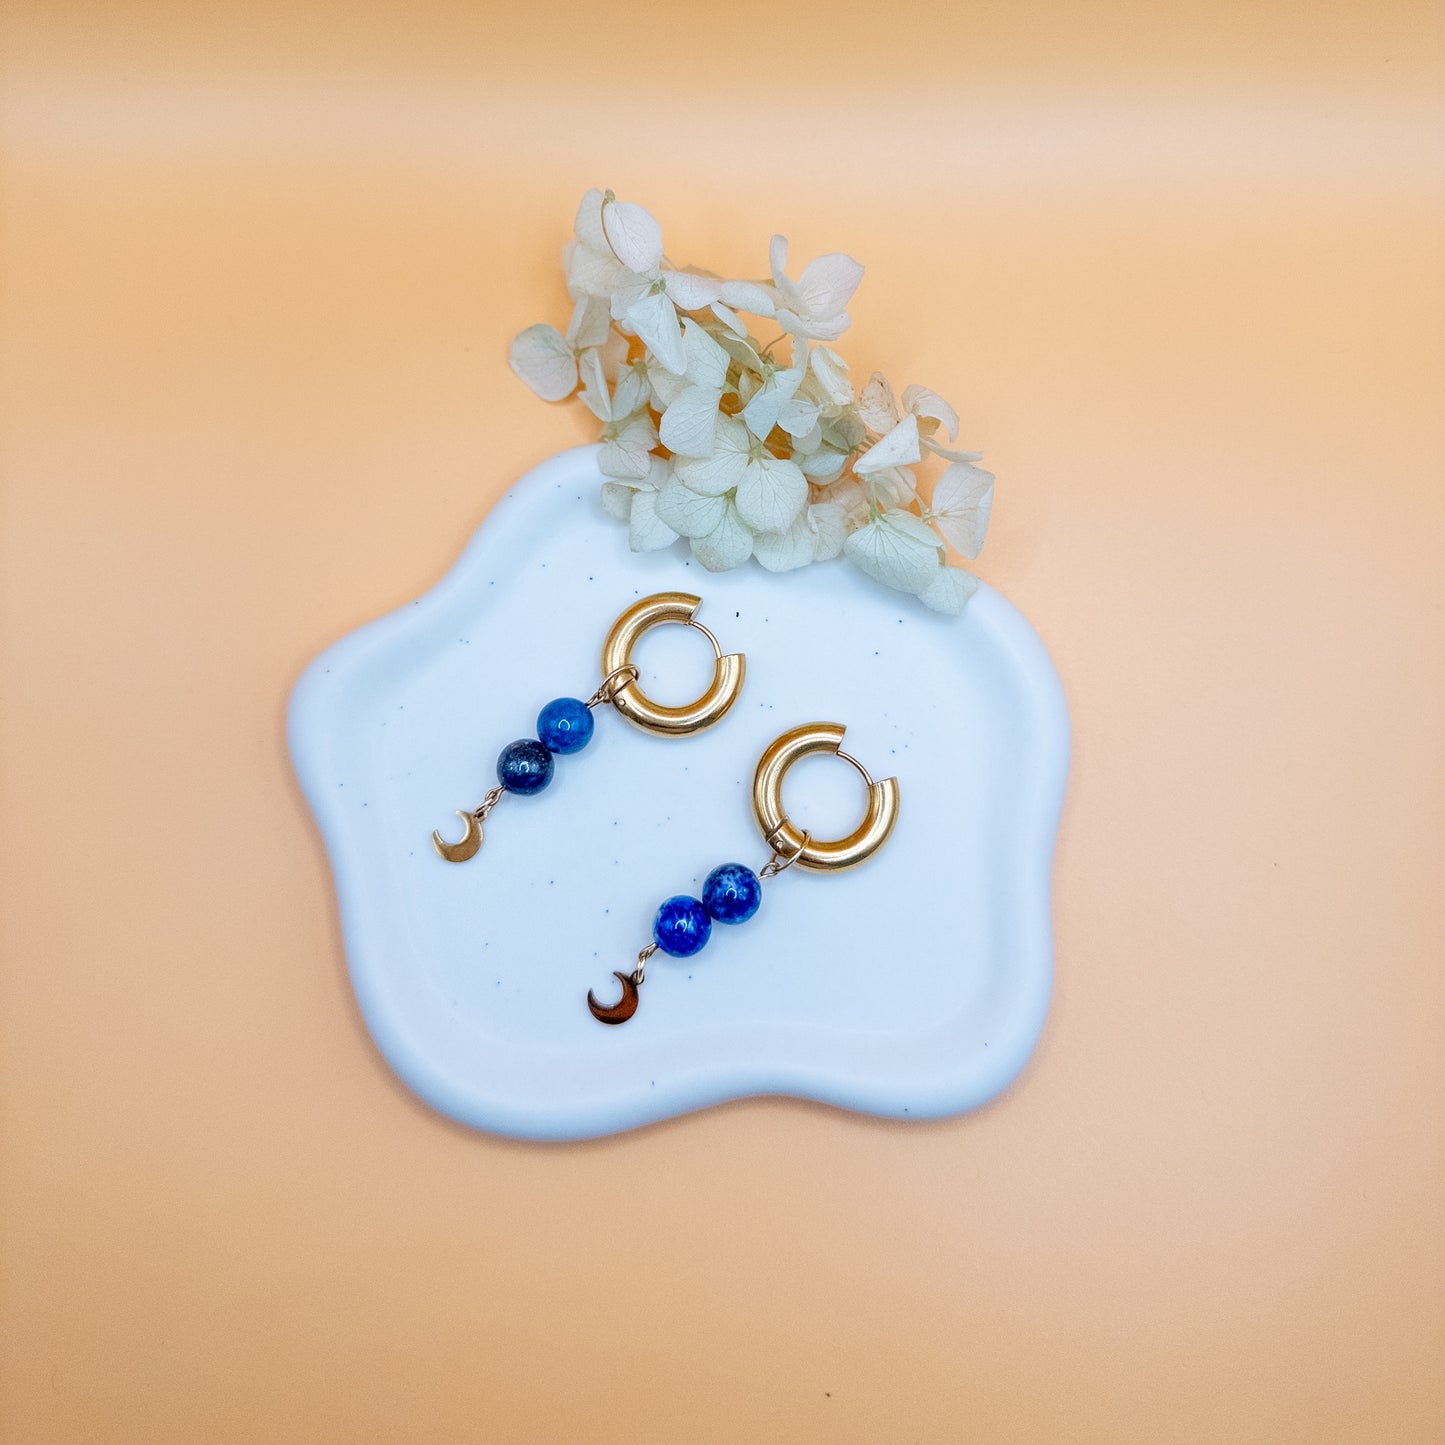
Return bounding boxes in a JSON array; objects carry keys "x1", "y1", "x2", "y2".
[{"x1": 289, "y1": 446, "x2": 1069, "y2": 1140}]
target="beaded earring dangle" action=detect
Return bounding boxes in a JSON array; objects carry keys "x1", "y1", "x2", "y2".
[
  {"x1": 587, "y1": 722, "x2": 900, "y2": 1023},
  {"x1": 432, "y1": 593, "x2": 744, "y2": 863}
]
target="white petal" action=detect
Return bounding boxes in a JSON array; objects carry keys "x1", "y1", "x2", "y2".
[
  {"x1": 811, "y1": 346, "x2": 853, "y2": 406},
  {"x1": 806, "y1": 501, "x2": 847, "y2": 560},
  {"x1": 599, "y1": 481, "x2": 635, "y2": 521},
  {"x1": 655, "y1": 475, "x2": 727, "y2": 539},
  {"x1": 742, "y1": 367, "x2": 805, "y2": 440},
  {"x1": 598, "y1": 414, "x2": 656, "y2": 481},
  {"x1": 718, "y1": 280, "x2": 776, "y2": 316},
  {"x1": 929, "y1": 461, "x2": 995, "y2": 559},
  {"x1": 791, "y1": 418, "x2": 824, "y2": 454},
  {"x1": 628, "y1": 489, "x2": 680, "y2": 553},
  {"x1": 775, "y1": 307, "x2": 848, "y2": 342},
  {"x1": 565, "y1": 294, "x2": 613, "y2": 351},
  {"x1": 854, "y1": 414, "x2": 921, "y2": 473},
  {"x1": 752, "y1": 513, "x2": 815, "y2": 573},
  {"x1": 625, "y1": 289, "x2": 686, "y2": 375},
  {"x1": 601, "y1": 199, "x2": 664, "y2": 274},
  {"x1": 843, "y1": 511, "x2": 942, "y2": 595},
  {"x1": 690, "y1": 501, "x2": 754, "y2": 571},
  {"x1": 718, "y1": 331, "x2": 766, "y2": 374},
  {"x1": 709, "y1": 301, "x2": 748, "y2": 337},
  {"x1": 662, "y1": 270, "x2": 723, "y2": 310},
  {"x1": 576, "y1": 347, "x2": 611, "y2": 423},
  {"x1": 658, "y1": 384, "x2": 723, "y2": 457},
  {"x1": 508, "y1": 324, "x2": 578, "y2": 402},
  {"x1": 922, "y1": 438, "x2": 985, "y2": 464},
  {"x1": 770, "y1": 242, "x2": 805, "y2": 316},
  {"x1": 827, "y1": 477, "x2": 870, "y2": 528},
  {"x1": 675, "y1": 415, "x2": 750, "y2": 494},
  {"x1": 799, "y1": 444, "x2": 847, "y2": 480},
  {"x1": 680, "y1": 318, "x2": 729, "y2": 388},
  {"x1": 648, "y1": 363, "x2": 689, "y2": 409},
  {"x1": 794, "y1": 252, "x2": 864, "y2": 320},
  {"x1": 857, "y1": 372, "x2": 901, "y2": 432},
  {"x1": 573, "y1": 188, "x2": 610, "y2": 253},
  {"x1": 566, "y1": 243, "x2": 628, "y2": 300},
  {"x1": 612, "y1": 361, "x2": 649, "y2": 420},
  {"x1": 902, "y1": 384, "x2": 960, "y2": 441},
  {"x1": 918, "y1": 563, "x2": 979, "y2": 614},
  {"x1": 866, "y1": 466, "x2": 918, "y2": 508},
  {"x1": 735, "y1": 453, "x2": 807, "y2": 532},
  {"x1": 596, "y1": 328, "x2": 629, "y2": 378},
  {"x1": 777, "y1": 396, "x2": 821, "y2": 439},
  {"x1": 825, "y1": 409, "x2": 867, "y2": 452},
  {"x1": 768, "y1": 234, "x2": 789, "y2": 283},
  {"x1": 609, "y1": 279, "x2": 649, "y2": 322},
  {"x1": 642, "y1": 454, "x2": 672, "y2": 490}
]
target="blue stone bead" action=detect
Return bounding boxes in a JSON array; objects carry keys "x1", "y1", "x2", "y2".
[
  {"x1": 702, "y1": 863, "x2": 762, "y2": 924},
  {"x1": 537, "y1": 696, "x2": 595, "y2": 755},
  {"x1": 653, "y1": 895, "x2": 711, "y2": 958},
  {"x1": 496, "y1": 738, "x2": 554, "y2": 795}
]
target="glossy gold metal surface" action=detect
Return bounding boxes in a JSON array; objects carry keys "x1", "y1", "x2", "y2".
[
  {"x1": 430, "y1": 785, "x2": 504, "y2": 863},
  {"x1": 751, "y1": 722, "x2": 900, "y2": 872},
  {"x1": 431, "y1": 809, "x2": 483, "y2": 863},
  {"x1": 598, "y1": 592, "x2": 744, "y2": 737}
]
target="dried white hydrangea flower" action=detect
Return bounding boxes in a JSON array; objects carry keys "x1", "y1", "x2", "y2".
[{"x1": 507, "y1": 188, "x2": 995, "y2": 613}]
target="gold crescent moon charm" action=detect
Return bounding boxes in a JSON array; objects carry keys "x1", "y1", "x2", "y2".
[
  {"x1": 432, "y1": 810, "x2": 482, "y2": 863},
  {"x1": 587, "y1": 971, "x2": 640, "y2": 1025}
]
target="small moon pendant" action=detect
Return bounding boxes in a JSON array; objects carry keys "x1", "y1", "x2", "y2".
[
  {"x1": 587, "y1": 971, "x2": 640, "y2": 1025},
  {"x1": 432, "y1": 810, "x2": 482, "y2": 863}
]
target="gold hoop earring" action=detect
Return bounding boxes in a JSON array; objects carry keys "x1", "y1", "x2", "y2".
[
  {"x1": 432, "y1": 592, "x2": 745, "y2": 864},
  {"x1": 751, "y1": 722, "x2": 900, "y2": 872},
  {"x1": 599, "y1": 592, "x2": 746, "y2": 737},
  {"x1": 586, "y1": 722, "x2": 899, "y2": 1024}
]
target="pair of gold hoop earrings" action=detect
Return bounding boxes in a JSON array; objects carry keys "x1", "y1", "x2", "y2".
[{"x1": 432, "y1": 591, "x2": 900, "y2": 1025}]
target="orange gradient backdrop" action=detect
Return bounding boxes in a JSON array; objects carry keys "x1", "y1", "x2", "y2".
[{"x1": 2, "y1": 3, "x2": 1442, "y2": 1441}]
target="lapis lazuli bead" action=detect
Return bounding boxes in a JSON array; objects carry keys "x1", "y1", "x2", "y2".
[
  {"x1": 496, "y1": 738, "x2": 554, "y2": 795},
  {"x1": 702, "y1": 863, "x2": 761, "y2": 924},
  {"x1": 537, "y1": 696, "x2": 594, "y2": 755},
  {"x1": 653, "y1": 895, "x2": 711, "y2": 957}
]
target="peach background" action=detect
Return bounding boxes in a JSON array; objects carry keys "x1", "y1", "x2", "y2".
[{"x1": 2, "y1": 3, "x2": 1442, "y2": 1441}]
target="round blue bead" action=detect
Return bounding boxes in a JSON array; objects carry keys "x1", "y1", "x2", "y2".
[
  {"x1": 496, "y1": 738, "x2": 554, "y2": 795},
  {"x1": 702, "y1": 863, "x2": 762, "y2": 924},
  {"x1": 653, "y1": 895, "x2": 712, "y2": 957},
  {"x1": 537, "y1": 696, "x2": 595, "y2": 755}
]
